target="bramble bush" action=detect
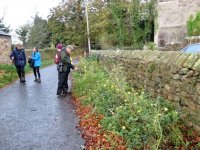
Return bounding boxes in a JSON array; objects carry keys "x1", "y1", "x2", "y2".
[{"x1": 73, "y1": 56, "x2": 186, "y2": 149}]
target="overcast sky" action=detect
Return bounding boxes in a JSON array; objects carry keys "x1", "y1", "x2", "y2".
[{"x1": 0, "y1": 0, "x2": 61, "y2": 43}]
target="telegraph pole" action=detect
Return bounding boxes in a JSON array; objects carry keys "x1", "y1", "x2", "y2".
[{"x1": 85, "y1": 1, "x2": 91, "y2": 55}]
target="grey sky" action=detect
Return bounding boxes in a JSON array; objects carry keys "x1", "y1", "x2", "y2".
[{"x1": 0, "y1": 0, "x2": 61, "y2": 43}]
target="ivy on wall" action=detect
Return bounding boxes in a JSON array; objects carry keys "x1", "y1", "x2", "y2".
[{"x1": 187, "y1": 12, "x2": 200, "y2": 36}]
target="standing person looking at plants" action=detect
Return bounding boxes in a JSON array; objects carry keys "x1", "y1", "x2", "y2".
[
  {"x1": 10, "y1": 44, "x2": 26, "y2": 83},
  {"x1": 57, "y1": 45, "x2": 77, "y2": 96},
  {"x1": 30, "y1": 47, "x2": 42, "y2": 83}
]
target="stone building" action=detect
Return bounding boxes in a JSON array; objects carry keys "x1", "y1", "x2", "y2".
[
  {"x1": 0, "y1": 31, "x2": 12, "y2": 64},
  {"x1": 155, "y1": 0, "x2": 200, "y2": 47}
]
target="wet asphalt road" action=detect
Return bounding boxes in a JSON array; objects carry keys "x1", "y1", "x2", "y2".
[{"x1": 0, "y1": 64, "x2": 84, "y2": 150}]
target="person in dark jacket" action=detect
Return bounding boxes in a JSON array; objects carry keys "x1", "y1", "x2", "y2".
[
  {"x1": 10, "y1": 44, "x2": 26, "y2": 83},
  {"x1": 57, "y1": 45, "x2": 76, "y2": 96},
  {"x1": 31, "y1": 47, "x2": 42, "y2": 83}
]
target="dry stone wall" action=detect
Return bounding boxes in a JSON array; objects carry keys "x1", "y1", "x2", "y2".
[
  {"x1": 161, "y1": 36, "x2": 200, "y2": 51},
  {"x1": 92, "y1": 50, "x2": 200, "y2": 131},
  {"x1": 0, "y1": 35, "x2": 12, "y2": 64}
]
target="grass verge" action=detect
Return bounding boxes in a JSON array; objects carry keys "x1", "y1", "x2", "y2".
[{"x1": 0, "y1": 59, "x2": 54, "y2": 88}]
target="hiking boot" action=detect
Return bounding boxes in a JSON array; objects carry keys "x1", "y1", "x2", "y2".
[
  {"x1": 61, "y1": 93, "x2": 67, "y2": 97},
  {"x1": 37, "y1": 78, "x2": 41, "y2": 83},
  {"x1": 34, "y1": 78, "x2": 38, "y2": 82},
  {"x1": 63, "y1": 88, "x2": 72, "y2": 95},
  {"x1": 57, "y1": 89, "x2": 62, "y2": 95},
  {"x1": 67, "y1": 91, "x2": 72, "y2": 95},
  {"x1": 21, "y1": 77, "x2": 26, "y2": 83},
  {"x1": 63, "y1": 88, "x2": 68, "y2": 93}
]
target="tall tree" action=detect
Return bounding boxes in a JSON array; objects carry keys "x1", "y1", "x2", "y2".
[
  {"x1": 0, "y1": 17, "x2": 11, "y2": 33},
  {"x1": 48, "y1": 0, "x2": 86, "y2": 46},
  {"x1": 28, "y1": 14, "x2": 50, "y2": 48},
  {"x1": 15, "y1": 24, "x2": 29, "y2": 47},
  {"x1": 88, "y1": 0, "x2": 114, "y2": 47},
  {"x1": 47, "y1": 0, "x2": 156, "y2": 49}
]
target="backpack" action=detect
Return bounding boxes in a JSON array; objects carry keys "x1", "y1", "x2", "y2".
[
  {"x1": 28, "y1": 58, "x2": 34, "y2": 68},
  {"x1": 54, "y1": 51, "x2": 61, "y2": 65}
]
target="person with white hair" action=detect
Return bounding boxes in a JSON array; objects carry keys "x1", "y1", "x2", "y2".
[
  {"x1": 57, "y1": 45, "x2": 77, "y2": 96},
  {"x1": 10, "y1": 44, "x2": 26, "y2": 83}
]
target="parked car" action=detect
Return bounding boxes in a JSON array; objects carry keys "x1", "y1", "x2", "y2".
[{"x1": 181, "y1": 43, "x2": 200, "y2": 53}]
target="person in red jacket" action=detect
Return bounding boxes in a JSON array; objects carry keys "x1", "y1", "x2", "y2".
[{"x1": 54, "y1": 44, "x2": 62, "y2": 65}]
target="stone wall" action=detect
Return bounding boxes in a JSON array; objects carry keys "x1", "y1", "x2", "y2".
[
  {"x1": 0, "y1": 35, "x2": 12, "y2": 64},
  {"x1": 26, "y1": 49, "x2": 56, "y2": 61},
  {"x1": 155, "y1": 0, "x2": 200, "y2": 46},
  {"x1": 92, "y1": 50, "x2": 200, "y2": 131},
  {"x1": 160, "y1": 36, "x2": 200, "y2": 51}
]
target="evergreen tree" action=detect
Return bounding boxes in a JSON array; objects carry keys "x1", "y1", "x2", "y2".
[
  {"x1": 0, "y1": 17, "x2": 11, "y2": 33},
  {"x1": 15, "y1": 24, "x2": 29, "y2": 47},
  {"x1": 28, "y1": 14, "x2": 50, "y2": 48}
]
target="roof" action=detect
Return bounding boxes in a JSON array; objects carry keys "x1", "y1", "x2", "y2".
[{"x1": 0, "y1": 30, "x2": 11, "y2": 37}]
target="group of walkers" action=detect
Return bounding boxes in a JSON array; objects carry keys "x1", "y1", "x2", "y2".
[
  {"x1": 10, "y1": 43, "x2": 76, "y2": 96},
  {"x1": 10, "y1": 44, "x2": 41, "y2": 83}
]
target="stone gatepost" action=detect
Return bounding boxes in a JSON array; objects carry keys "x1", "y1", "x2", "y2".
[{"x1": 155, "y1": 0, "x2": 200, "y2": 47}]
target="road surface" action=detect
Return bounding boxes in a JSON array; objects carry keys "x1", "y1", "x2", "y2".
[{"x1": 0, "y1": 64, "x2": 84, "y2": 150}]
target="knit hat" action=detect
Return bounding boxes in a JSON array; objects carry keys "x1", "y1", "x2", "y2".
[{"x1": 56, "y1": 44, "x2": 62, "y2": 49}]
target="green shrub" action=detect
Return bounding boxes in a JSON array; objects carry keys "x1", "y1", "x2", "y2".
[
  {"x1": 73, "y1": 57, "x2": 185, "y2": 149},
  {"x1": 147, "y1": 42, "x2": 156, "y2": 51},
  {"x1": 187, "y1": 12, "x2": 200, "y2": 36}
]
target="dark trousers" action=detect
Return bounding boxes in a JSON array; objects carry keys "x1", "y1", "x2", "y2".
[
  {"x1": 33, "y1": 67, "x2": 40, "y2": 79},
  {"x1": 16, "y1": 66, "x2": 25, "y2": 80},
  {"x1": 57, "y1": 71, "x2": 69, "y2": 92}
]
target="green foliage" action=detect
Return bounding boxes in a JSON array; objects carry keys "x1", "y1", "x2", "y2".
[
  {"x1": 73, "y1": 57, "x2": 185, "y2": 149},
  {"x1": 47, "y1": 0, "x2": 156, "y2": 49},
  {"x1": 48, "y1": 0, "x2": 86, "y2": 46},
  {"x1": 15, "y1": 24, "x2": 29, "y2": 47},
  {"x1": 88, "y1": 0, "x2": 113, "y2": 48},
  {"x1": 0, "y1": 17, "x2": 11, "y2": 33},
  {"x1": 88, "y1": 0, "x2": 156, "y2": 48},
  {"x1": 147, "y1": 62, "x2": 156, "y2": 73},
  {"x1": 187, "y1": 12, "x2": 200, "y2": 36},
  {"x1": 0, "y1": 65, "x2": 17, "y2": 88},
  {"x1": 12, "y1": 0, "x2": 157, "y2": 49},
  {"x1": 28, "y1": 14, "x2": 50, "y2": 49},
  {"x1": 147, "y1": 42, "x2": 156, "y2": 51}
]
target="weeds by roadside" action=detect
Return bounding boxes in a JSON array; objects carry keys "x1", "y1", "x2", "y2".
[{"x1": 73, "y1": 57, "x2": 200, "y2": 150}]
